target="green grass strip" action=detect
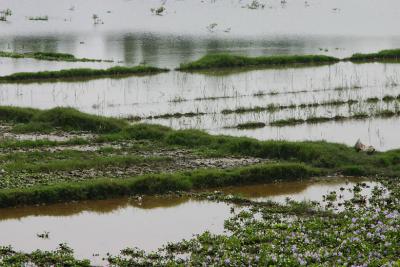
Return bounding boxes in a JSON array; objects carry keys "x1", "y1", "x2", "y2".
[
  {"x1": 0, "y1": 162, "x2": 318, "y2": 208},
  {"x1": 0, "y1": 106, "x2": 127, "y2": 134}
]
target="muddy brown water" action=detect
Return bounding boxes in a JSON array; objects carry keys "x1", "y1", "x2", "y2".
[{"x1": 0, "y1": 177, "x2": 380, "y2": 265}]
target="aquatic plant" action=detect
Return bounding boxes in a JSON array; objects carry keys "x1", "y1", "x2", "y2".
[{"x1": 104, "y1": 178, "x2": 400, "y2": 266}]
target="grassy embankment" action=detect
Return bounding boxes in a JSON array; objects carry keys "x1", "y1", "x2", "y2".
[
  {"x1": 1, "y1": 106, "x2": 400, "y2": 207},
  {"x1": 0, "y1": 51, "x2": 109, "y2": 62},
  {"x1": 0, "y1": 65, "x2": 169, "y2": 83}
]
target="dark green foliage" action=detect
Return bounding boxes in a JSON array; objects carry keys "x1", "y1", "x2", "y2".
[{"x1": 178, "y1": 54, "x2": 340, "y2": 71}]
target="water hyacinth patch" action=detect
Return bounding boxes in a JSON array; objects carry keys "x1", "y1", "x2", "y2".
[{"x1": 104, "y1": 178, "x2": 400, "y2": 266}]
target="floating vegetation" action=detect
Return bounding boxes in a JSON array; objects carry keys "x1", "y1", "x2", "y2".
[
  {"x1": 245, "y1": 0, "x2": 265, "y2": 9},
  {"x1": 177, "y1": 54, "x2": 340, "y2": 71},
  {"x1": 151, "y1": 6, "x2": 166, "y2": 16},
  {"x1": 0, "y1": 65, "x2": 169, "y2": 83},
  {"x1": 148, "y1": 112, "x2": 206, "y2": 120},
  {"x1": 235, "y1": 122, "x2": 266, "y2": 129},
  {"x1": 92, "y1": 14, "x2": 103, "y2": 24},
  {"x1": 36, "y1": 231, "x2": 50, "y2": 239},
  {"x1": 0, "y1": 51, "x2": 112, "y2": 62},
  {"x1": 28, "y1": 15, "x2": 48, "y2": 21},
  {"x1": 270, "y1": 110, "x2": 400, "y2": 127},
  {"x1": 0, "y1": 8, "x2": 12, "y2": 21},
  {"x1": 104, "y1": 179, "x2": 400, "y2": 266}
]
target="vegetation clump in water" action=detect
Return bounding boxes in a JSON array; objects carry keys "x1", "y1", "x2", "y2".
[
  {"x1": 348, "y1": 48, "x2": 400, "y2": 62},
  {"x1": 0, "y1": 51, "x2": 111, "y2": 62},
  {"x1": 177, "y1": 54, "x2": 340, "y2": 71},
  {"x1": 0, "y1": 65, "x2": 169, "y2": 83}
]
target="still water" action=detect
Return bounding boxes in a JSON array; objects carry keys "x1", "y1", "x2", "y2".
[{"x1": 0, "y1": 178, "x2": 379, "y2": 264}]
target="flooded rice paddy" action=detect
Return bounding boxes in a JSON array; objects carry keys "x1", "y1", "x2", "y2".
[
  {"x1": 1, "y1": 0, "x2": 399, "y2": 265},
  {"x1": 0, "y1": 178, "x2": 380, "y2": 264},
  {"x1": 1, "y1": 0, "x2": 400, "y2": 150},
  {"x1": 0, "y1": 62, "x2": 400, "y2": 150}
]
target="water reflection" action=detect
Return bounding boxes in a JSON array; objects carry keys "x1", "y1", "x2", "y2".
[{"x1": 0, "y1": 177, "x2": 380, "y2": 264}]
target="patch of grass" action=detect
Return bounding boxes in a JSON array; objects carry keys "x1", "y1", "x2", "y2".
[
  {"x1": 0, "y1": 162, "x2": 318, "y2": 208},
  {"x1": 33, "y1": 107, "x2": 127, "y2": 133},
  {"x1": 0, "y1": 106, "x2": 38, "y2": 123},
  {"x1": 1, "y1": 106, "x2": 127, "y2": 134},
  {"x1": 0, "y1": 65, "x2": 169, "y2": 83},
  {"x1": 177, "y1": 54, "x2": 340, "y2": 71},
  {"x1": 366, "y1": 97, "x2": 379, "y2": 103},
  {"x1": 382, "y1": 95, "x2": 396, "y2": 102},
  {"x1": 305, "y1": 116, "x2": 331, "y2": 124},
  {"x1": 348, "y1": 49, "x2": 400, "y2": 62},
  {"x1": 3, "y1": 154, "x2": 169, "y2": 174},
  {"x1": 270, "y1": 118, "x2": 305, "y2": 127},
  {"x1": 148, "y1": 112, "x2": 206, "y2": 120},
  {"x1": 12, "y1": 122, "x2": 53, "y2": 134},
  {"x1": 28, "y1": 16, "x2": 48, "y2": 21},
  {"x1": 236, "y1": 122, "x2": 266, "y2": 129}
]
